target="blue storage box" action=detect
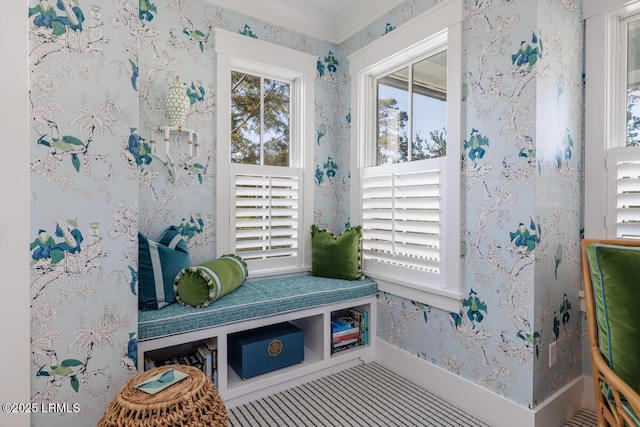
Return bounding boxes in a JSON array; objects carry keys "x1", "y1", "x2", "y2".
[{"x1": 228, "y1": 322, "x2": 304, "y2": 379}]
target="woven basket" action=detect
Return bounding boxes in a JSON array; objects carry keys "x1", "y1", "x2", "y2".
[{"x1": 98, "y1": 365, "x2": 227, "y2": 427}]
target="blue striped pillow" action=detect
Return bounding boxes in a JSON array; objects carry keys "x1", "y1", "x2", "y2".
[{"x1": 138, "y1": 226, "x2": 190, "y2": 311}]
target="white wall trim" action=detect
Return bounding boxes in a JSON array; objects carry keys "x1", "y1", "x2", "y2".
[
  {"x1": 375, "y1": 339, "x2": 592, "y2": 427},
  {"x1": 376, "y1": 278, "x2": 462, "y2": 313},
  {"x1": 584, "y1": 0, "x2": 640, "y2": 20}
]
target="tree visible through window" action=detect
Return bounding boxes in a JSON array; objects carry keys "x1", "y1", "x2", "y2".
[
  {"x1": 231, "y1": 70, "x2": 290, "y2": 166},
  {"x1": 376, "y1": 50, "x2": 447, "y2": 164}
]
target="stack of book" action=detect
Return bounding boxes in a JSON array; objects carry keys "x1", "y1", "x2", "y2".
[
  {"x1": 146, "y1": 352, "x2": 203, "y2": 370},
  {"x1": 331, "y1": 307, "x2": 369, "y2": 354},
  {"x1": 144, "y1": 337, "x2": 219, "y2": 388},
  {"x1": 197, "y1": 337, "x2": 219, "y2": 388},
  {"x1": 345, "y1": 306, "x2": 369, "y2": 346}
]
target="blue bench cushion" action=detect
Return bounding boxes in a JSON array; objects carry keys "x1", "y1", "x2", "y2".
[{"x1": 139, "y1": 275, "x2": 378, "y2": 341}]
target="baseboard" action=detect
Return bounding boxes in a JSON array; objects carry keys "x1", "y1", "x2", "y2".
[
  {"x1": 375, "y1": 338, "x2": 592, "y2": 427},
  {"x1": 534, "y1": 376, "x2": 587, "y2": 427},
  {"x1": 375, "y1": 338, "x2": 534, "y2": 427},
  {"x1": 582, "y1": 376, "x2": 596, "y2": 411}
]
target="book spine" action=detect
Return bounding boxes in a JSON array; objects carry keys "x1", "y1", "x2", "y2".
[
  {"x1": 363, "y1": 310, "x2": 369, "y2": 345},
  {"x1": 204, "y1": 337, "x2": 218, "y2": 352},
  {"x1": 203, "y1": 337, "x2": 218, "y2": 385},
  {"x1": 348, "y1": 307, "x2": 370, "y2": 346},
  {"x1": 332, "y1": 342, "x2": 357, "y2": 354},
  {"x1": 331, "y1": 320, "x2": 360, "y2": 333},
  {"x1": 157, "y1": 352, "x2": 203, "y2": 371},
  {"x1": 332, "y1": 337, "x2": 359, "y2": 348},
  {"x1": 332, "y1": 332, "x2": 360, "y2": 343},
  {"x1": 197, "y1": 345, "x2": 212, "y2": 378},
  {"x1": 144, "y1": 355, "x2": 155, "y2": 371},
  {"x1": 345, "y1": 308, "x2": 365, "y2": 346},
  {"x1": 331, "y1": 322, "x2": 354, "y2": 332},
  {"x1": 331, "y1": 316, "x2": 359, "y2": 331},
  {"x1": 331, "y1": 326, "x2": 360, "y2": 338}
]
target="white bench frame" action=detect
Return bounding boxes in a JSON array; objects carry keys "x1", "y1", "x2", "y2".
[{"x1": 138, "y1": 294, "x2": 377, "y2": 408}]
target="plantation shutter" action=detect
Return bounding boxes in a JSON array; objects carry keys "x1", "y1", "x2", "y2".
[
  {"x1": 607, "y1": 146, "x2": 640, "y2": 239},
  {"x1": 361, "y1": 157, "x2": 445, "y2": 284},
  {"x1": 231, "y1": 163, "x2": 302, "y2": 271}
]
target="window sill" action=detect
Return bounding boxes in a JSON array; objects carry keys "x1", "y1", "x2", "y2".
[
  {"x1": 372, "y1": 275, "x2": 462, "y2": 312},
  {"x1": 245, "y1": 266, "x2": 311, "y2": 281}
]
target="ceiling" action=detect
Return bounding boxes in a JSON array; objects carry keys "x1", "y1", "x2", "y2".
[{"x1": 207, "y1": 0, "x2": 404, "y2": 44}]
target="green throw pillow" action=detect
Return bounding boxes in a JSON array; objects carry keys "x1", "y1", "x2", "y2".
[
  {"x1": 587, "y1": 243, "x2": 640, "y2": 395},
  {"x1": 174, "y1": 254, "x2": 248, "y2": 307},
  {"x1": 311, "y1": 225, "x2": 363, "y2": 280},
  {"x1": 138, "y1": 226, "x2": 190, "y2": 311}
]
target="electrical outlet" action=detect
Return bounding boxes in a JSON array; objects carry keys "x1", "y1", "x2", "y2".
[{"x1": 549, "y1": 342, "x2": 557, "y2": 368}]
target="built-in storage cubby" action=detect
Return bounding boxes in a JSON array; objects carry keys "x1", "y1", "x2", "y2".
[
  {"x1": 330, "y1": 303, "x2": 370, "y2": 356},
  {"x1": 142, "y1": 338, "x2": 218, "y2": 388},
  {"x1": 143, "y1": 341, "x2": 201, "y2": 370},
  {"x1": 137, "y1": 295, "x2": 376, "y2": 408}
]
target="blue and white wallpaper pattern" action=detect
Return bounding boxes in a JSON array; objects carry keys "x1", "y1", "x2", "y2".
[
  {"x1": 29, "y1": 1, "x2": 139, "y2": 425},
  {"x1": 27, "y1": 0, "x2": 583, "y2": 424}
]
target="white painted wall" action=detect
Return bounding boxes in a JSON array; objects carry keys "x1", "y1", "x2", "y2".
[{"x1": 0, "y1": 1, "x2": 30, "y2": 427}]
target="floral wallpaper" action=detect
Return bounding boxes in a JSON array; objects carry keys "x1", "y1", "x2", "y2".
[
  {"x1": 26, "y1": 0, "x2": 583, "y2": 424},
  {"x1": 28, "y1": 0, "x2": 139, "y2": 425},
  {"x1": 531, "y1": 0, "x2": 584, "y2": 403}
]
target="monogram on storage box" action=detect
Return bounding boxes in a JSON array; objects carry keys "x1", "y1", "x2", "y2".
[{"x1": 228, "y1": 322, "x2": 304, "y2": 380}]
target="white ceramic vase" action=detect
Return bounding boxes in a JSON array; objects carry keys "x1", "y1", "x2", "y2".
[{"x1": 166, "y1": 76, "x2": 190, "y2": 128}]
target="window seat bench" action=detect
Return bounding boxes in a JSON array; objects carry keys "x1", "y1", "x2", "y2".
[
  {"x1": 139, "y1": 275, "x2": 377, "y2": 341},
  {"x1": 137, "y1": 274, "x2": 378, "y2": 408}
]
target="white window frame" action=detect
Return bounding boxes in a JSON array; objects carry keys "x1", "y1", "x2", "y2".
[
  {"x1": 215, "y1": 28, "x2": 315, "y2": 277},
  {"x1": 584, "y1": 0, "x2": 640, "y2": 239},
  {"x1": 349, "y1": 0, "x2": 463, "y2": 312}
]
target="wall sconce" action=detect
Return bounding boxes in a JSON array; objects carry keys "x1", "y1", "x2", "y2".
[
  {"x1": 149, "y1": 125, "x2": 200, "y2": 182},
  {"x1": 166, "y1": 76, "x2": 190, "y2": 129}
]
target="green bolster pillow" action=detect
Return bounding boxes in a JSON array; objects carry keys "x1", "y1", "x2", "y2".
[{"x1": 174, "y1": 254, "x2": 248, "y2": 308}]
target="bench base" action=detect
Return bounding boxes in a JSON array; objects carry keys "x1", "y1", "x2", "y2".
[{"x1": 138, "y1": 294, "x2": 376, "y2": 408}]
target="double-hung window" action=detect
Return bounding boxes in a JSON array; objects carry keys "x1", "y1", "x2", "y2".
[
  {"x1": 215, "y1": 29, "x2": 315, "y2": 277},
  {"x1": 349, "y1": 0, "x2": 463, "y2": 311},
  {"x1": 585, "y1": 1, "x2": 640, "y2": 239}
]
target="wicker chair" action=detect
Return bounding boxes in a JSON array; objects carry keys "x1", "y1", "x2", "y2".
[
  {"x1": 98, "y1": 365, "x2": 227, "y2": 427},
  {"x1": 581, "y1": 239, "x2": 640, "y2": 427}
]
